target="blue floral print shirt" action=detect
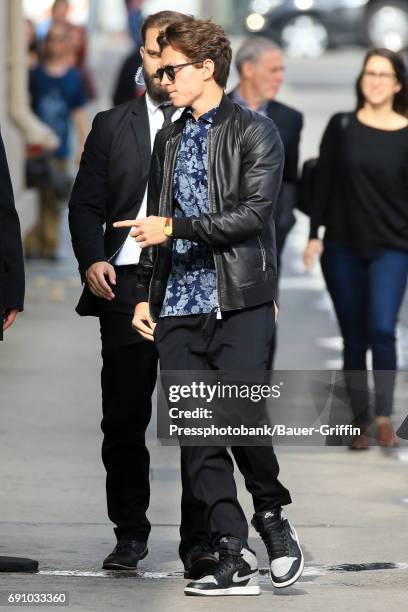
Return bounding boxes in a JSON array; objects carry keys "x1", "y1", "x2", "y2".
[{"x1": 160, "y1": 107, "x2": 219, "y2": 317}]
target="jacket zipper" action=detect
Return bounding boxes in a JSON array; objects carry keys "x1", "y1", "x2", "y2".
[
  {"x1": 207, "y1": 129, "x2": 222, "y2": 318},
  {"x1": 158, "y1": 140, "x2": 171, "y2": 217},
  {"x1": 148, "y1": 138, "x2": 181, "y2": 320},
  {"x1": 147, "y1": 140, "x2": 171, "y2": 312},
  {"x1": 257, "y1": 236, "x2": 266, "y2": 272}
]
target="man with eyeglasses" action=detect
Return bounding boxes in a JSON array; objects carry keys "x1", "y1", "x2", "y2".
[
  {"x1": 69, "y1": 11, "x2": 218, "y2": 576},
  {"x1": 115, "y1": 16, "x2": 303, "y2": 596}
]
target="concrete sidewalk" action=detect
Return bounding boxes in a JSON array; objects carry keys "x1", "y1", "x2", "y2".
[{"x1": 1, "y1": 253, "x2": 408, "y2": 611}]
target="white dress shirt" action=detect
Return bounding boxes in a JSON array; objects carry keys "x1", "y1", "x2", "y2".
[{"x1": 114, "y1": 95, "x2": 182, "y2": 266}]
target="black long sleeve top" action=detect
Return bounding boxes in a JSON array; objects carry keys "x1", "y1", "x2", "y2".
[{"x1": 310, "y1": 112, "x2": 408, "y2": 252}]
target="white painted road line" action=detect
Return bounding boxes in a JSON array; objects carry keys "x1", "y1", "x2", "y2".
[{"x1": 37, "y1": 562, "x2": 408, "y2": 580}]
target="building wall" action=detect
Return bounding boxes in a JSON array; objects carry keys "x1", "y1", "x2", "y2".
[{"x1": 0, "y1": 0, "x2": 37, "y2": 237}]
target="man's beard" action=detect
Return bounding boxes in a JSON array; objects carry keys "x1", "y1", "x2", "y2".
[{"x1": 143, "y1": 69, "x2": 169, "y2": 104}]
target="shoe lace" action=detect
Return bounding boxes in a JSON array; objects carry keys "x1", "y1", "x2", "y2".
[
  {"x1": 261, "y1": 520, "x2": 290, "y2": 559},
  {"x1": 213, "y1": 553, "x2": 242, "y2": 580}
]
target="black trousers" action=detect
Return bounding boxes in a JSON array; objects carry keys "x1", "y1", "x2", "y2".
[
  {"x1": 99, "y1": 269, "x2": 158, "y2": 542},
  {"x1": 155, "y1": 302, "x2": 292, "y2": 556}
]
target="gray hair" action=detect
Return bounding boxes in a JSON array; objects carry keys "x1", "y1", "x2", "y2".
[{"x1": 235, "y1": 37, "x2": 280, "y2": 74}]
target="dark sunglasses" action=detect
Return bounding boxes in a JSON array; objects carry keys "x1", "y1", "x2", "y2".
[{"x1": 155, "y1": 60, "x2": 203, "y2": 82}]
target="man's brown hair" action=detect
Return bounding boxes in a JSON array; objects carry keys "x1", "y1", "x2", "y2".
[
  {"x1": 157, "y1": 16, "x2": 232, "y2": 88},
  {"x1": 141, "y1": 11, "x2": 187, "y2": 46}
]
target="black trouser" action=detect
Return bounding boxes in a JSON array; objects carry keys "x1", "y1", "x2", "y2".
[
  {"x1": 155, "y1": 302, "x2": 292, "y2": 557},
  {"x1": 99, "y1": 267, "x2": 158, "y2": 542}
]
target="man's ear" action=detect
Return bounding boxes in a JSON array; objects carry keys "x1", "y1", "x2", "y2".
[
  {"x1": 202, "y1": 58, "x2": 215, "y2": 81},
  {"x1": 240, "y1": 60, "x2": 254, "y2": 80},
  {"x1": 140, "y1": 46, "x2": 145, "y2": 59}
]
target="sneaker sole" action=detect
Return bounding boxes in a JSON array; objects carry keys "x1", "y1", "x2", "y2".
[
  {"x1": 185, "y1": 585, "x2": 260, "y2": 596},
  {"x1": 183, "y1": 556, "x2": 219, "y2": 579},
  {"x1": 102, "y1": 547, "x2": 148, "y2": 570}
]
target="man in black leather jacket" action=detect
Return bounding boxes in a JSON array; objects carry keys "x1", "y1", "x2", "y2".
[{"x1": 115, "y1": 16, "x2": 303, "y2": 597}]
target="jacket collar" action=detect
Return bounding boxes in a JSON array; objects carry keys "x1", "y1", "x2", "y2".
[
  {"x1": 212, "y1": 92, "x2": 235, "y2": 126},
  {"x1": 228, "y1": 87, "x2": 268, "y2": 117},
  {"x1": 130, "y1": 94, "x2": 148, "y2": 116},
  {"x1": 129, "y1": 95, "x2": 150, "y2": 176},
  {"x1": 172, "y1": 92, "x2": 235, "y2": 135}
]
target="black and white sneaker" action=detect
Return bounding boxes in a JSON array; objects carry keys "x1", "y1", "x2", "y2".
[
  {"x1": 183, "y1": 543, "x2": 218, "y2": 579},
  {"x1": 252, "y1": 508, "x2": 304, "y2": 588},
  {"x1": 184, "y1": 537, "x2": 260, "y2": 596}
]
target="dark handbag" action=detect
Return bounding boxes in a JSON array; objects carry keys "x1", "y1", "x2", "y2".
[
  {"x1": 25, "y1": 154, "x2": 49, "y2": 189},
  {"x1": 26, "y1": 154, "x2": 73, "y2": 200},
  {"x1": 297, "y1": 113, "x2": 352, "y2": 217},
  {"x1": 298, "y1": 158, "x2": 318, "y2": 217}
]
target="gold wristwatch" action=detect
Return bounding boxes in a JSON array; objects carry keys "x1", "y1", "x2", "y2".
[{"x1": 163, "y1": 217, "x2": 173, "y2": 237}]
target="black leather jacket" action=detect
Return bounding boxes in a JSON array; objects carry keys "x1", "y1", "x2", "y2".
[{"x1": 134, "y1": 94, "x2": 284, "y2": 321}]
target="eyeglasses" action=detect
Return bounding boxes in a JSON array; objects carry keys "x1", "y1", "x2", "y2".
[
  {"x1": 362, "y1": 70, "x2": 396, "y2": 81},
  {"x1": 155, "y1": 61, "x2": 204, "y2": 82}
]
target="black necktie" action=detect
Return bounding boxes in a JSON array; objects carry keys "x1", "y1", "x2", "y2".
[{"x1": 160, "y1": 104, "x2": 176, "y2": 127}]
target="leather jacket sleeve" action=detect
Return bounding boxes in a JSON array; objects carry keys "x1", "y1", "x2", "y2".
[{"x1": 172, "y1": 120, "x2": 284, "y2": 245}]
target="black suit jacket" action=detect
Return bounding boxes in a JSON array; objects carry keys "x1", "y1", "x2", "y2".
[
  {"x1": 265, "y1": 100, "x2": 303, "y2": 250},
  {"x1": 68, "y1": 96, "x2": 151, "y2": 316},
  {"x1": 0, "y1": 130, "x2": 25, "y2": 340},
  {"x1": 228, "y1": 93, "x2": 303, "y2": 253},
  {"x1": 265, "y1": 100, "x2": 303, "y2": 185},
  {"x1": 228, "y1": 93, "x2": 303, "y2": 184}
]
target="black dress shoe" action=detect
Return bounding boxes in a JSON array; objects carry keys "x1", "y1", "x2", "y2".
[
  {"x1": 183, "y1": 543, "x2": 218, "y2": 579},
  {"x1": 102, "y1": 539, "x2": 148, "y2": 570}
]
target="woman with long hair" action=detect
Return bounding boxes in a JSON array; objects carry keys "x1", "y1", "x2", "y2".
[{"x1": 304, "y1": 48, "x2": 408, "y2": 449}]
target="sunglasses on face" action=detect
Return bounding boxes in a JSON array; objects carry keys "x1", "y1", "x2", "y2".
[{"x1": 155, "y1": 60, "x2": 204, "y2": 82}]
